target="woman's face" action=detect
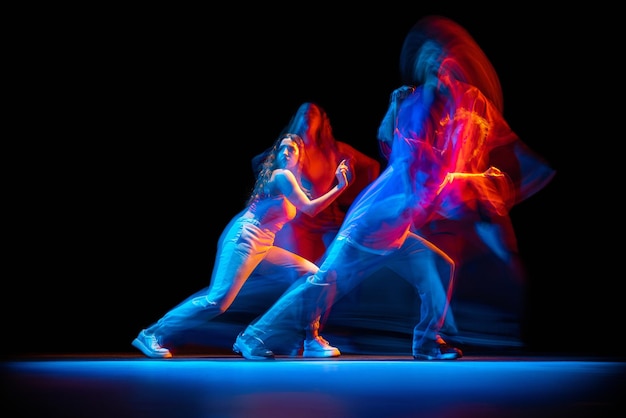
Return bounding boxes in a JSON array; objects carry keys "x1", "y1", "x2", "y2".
[
  {"x1": 277, "y1": 138, "x2": 300, "y2": 170},
  {"x1": 297, "y1": 104, "x2": 322, "y2": 143}
]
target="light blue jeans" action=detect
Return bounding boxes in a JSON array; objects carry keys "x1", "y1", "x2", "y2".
[
  {"x1": 146, "y1": 217, "x2": 318, "y2": 339},
  {"x1": 245, "y1": 231, "x2": 457, "y2": 355}
]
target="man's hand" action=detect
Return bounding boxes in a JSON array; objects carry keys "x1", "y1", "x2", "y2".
[{"x1": 391, "y1": 85, "x2": 416, "y2": 102}]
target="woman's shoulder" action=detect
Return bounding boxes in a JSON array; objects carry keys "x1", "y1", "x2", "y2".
[
  {"x1": 271, "y1": 168, "x2": 297, "y2": 184},
  {"x1": 271, "y1": 168, "x2": 295, "y2": 177}
]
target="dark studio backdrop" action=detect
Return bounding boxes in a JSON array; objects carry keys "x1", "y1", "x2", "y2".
[{"x1": 7, "y1": 5, "x2": 618, "y2": 358}]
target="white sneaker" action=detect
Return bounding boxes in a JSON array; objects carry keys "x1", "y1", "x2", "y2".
[
  {"x1": 303, "y1": 336, "x2": 341, "y2": 358},
  {"x1": 132, "y1": 329, "x2": 172, "y2": 358}
]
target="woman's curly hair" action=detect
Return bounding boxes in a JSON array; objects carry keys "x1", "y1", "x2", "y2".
[{"x1": 246, "y1": 133, "x2": 309, "y2": 206}]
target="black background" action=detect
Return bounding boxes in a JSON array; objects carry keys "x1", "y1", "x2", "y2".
[{"x1": 7, "y1": 5, "x2": 618, "y2": 357}]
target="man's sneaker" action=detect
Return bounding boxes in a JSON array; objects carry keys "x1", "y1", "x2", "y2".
[
  {"x1": 303, "y1": 336, "x2": 341, "y2": 358},
  {"x1": 413, "y1": 339, "x2": 462, "y2": 361},
  {"x1": 132, "y1": 329, "x2": 172, "y2": 358},
  {"x1": 232, "y1": 331, "x2": 275, "y2": 360}
]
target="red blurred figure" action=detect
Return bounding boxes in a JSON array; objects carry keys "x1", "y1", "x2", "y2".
[{"x1": 254, "y1": 102, "x2": 381, "y2": 264}]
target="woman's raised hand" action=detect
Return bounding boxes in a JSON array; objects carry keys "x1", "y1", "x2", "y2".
[{"x1": 335, "y1": 159, "x2": 350, "y2": 189}]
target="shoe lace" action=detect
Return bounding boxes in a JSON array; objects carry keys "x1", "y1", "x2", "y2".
[
  {"x1": 314, "y1": 336, "x2": 331, "y2": 346},
  {"x1": 149, "y1": 334, "x2": 163, "y2": 349}
]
